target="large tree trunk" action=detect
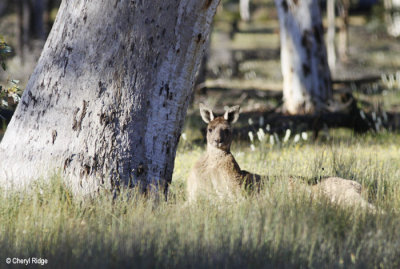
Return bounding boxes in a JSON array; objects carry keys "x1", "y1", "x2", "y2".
[
  {"x1": 0, "y1": 0, "x2": 219, "y2": 195},
  {"x1": 274, "y1": 0, "x2": 332, "y2": 114}
]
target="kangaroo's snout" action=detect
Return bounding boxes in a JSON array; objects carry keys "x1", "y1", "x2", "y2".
[
  {"x1": 214, "y1": 129, "x2": 226, "y2": 144},
  {"x1": 207, "y1": 118, "x2": 232, "y2": 151},
  {"x1": 214, "y1": 138, "x2": 222, "y2": 144}
]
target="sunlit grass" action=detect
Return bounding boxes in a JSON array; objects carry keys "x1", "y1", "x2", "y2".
[
  {"x1": 231, "y1": 33, "x2": 279, "y2": 50},
  {"x1": 1, "y1": 131, "x2": 399, "y2": 268}
]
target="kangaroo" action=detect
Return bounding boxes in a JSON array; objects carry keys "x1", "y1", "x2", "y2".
[
  {"x1": 187, "y1": 103, "x2": 375, "y2": 211},
  {"x1": 186, "y1": 103, "x2": 260, "y2": 202},
  {"x1": 310, "y1": 177, "x2": 375, "y2": 210}
]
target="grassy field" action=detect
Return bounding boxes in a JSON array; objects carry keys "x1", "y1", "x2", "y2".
[
  {"x1": 1, "y1": 1, "x2": 400, "y2": 268},
  {"x1": 0, "y1": 131, "x2": 399, "y2": 268}
]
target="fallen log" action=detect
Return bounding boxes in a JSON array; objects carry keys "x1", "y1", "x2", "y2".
[
  {"x1": 332, "y1": 75, "x2": 381, "y2": 85},
  {"x1": 233, "y1": 94, "x2": 376, "y2": 140}
]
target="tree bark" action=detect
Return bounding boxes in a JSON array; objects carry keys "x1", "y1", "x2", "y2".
[
  {"x1": 0, "y1": 0, "x2": 219, "y2": 195},
  {"x1": 194, "y1": 27, "x2": 211, "y2": 90},
  {"x1": 274, "y1": 0, "x2": 332, "y2": 115}
]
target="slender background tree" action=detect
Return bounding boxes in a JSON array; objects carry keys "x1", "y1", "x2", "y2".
[
  {"x1": 240, "y1": 0, "x2": 251, "y2": 22},
  {"x1": 384, "y1": 0, "x2": 400, "y2": 37},
  {"x1": 274, "y1": 0, "x2": 332, "y2": 114},
  {"x1": 327, "y1": 0, "x2": 336, "y2": 70},
  {"x1": 337, "y1": 0, "x2": 349, "y2": 62}
]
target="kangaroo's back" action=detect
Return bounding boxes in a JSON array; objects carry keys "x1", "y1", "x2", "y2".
[{"x1": 186, "y1": 104, "x2": 374, "y2": 211}]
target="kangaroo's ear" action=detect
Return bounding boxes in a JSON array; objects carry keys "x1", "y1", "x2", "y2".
[
  {"x1": 224, "y1": 105, "x2": 240, "y2": 124},
  {"x1": 199, "y1": 103, "x2": 214, "y2": 124}
]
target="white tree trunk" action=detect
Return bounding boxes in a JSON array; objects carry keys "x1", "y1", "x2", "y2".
[
  {"x1": 0, "y1": 0, "x2": 220, "y2": 195},
  {"x1": 385, "y1": 0, "x2": 400, "y2": 37},
  {"x1": 337, "y1": 0, "x2": 349, "y2": 62},
  {"x1": 275, "y1": 0, "x2": 332, "y2": 114},
  {"x1": 240, "y1": 0, "x2": 251, "y2": 22},
  {"x1": 327, "y1": 0, "x2": 336, "y2": 70}
]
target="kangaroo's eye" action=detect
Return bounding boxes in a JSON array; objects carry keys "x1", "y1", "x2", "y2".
[{"x1": 208, "y1": 128, "x2": 212, "y2": 133}]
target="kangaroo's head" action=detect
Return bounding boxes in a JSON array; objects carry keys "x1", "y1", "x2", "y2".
[{"x1": 199, "y1": 103, "x2": 240, "y2": 152}]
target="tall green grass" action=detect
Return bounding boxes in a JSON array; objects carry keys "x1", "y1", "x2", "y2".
[{"x1": 0, "y1": 132, "x2": 400, "y2": 268}]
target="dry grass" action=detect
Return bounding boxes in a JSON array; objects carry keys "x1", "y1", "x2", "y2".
[
  {"x1": 1, "y1": 1, "x2": 400, "y2": 268},
  {"x1": 1, "y1": 131, "x2": 399, "y2": 268}
]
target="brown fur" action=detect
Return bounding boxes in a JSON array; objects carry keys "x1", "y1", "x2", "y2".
[
  {"x1": 188, "y1": 104, "x2": 375, "y2": 211},
  {"x1": 187, "y1": 104, "x2": 260, "y2": 202},
  {"x1": 288, "y1": 176, "x2": 375, "y2": 210},
  {"x1": 312, "y1": 177, "x2": 375, "y2": 210}
]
